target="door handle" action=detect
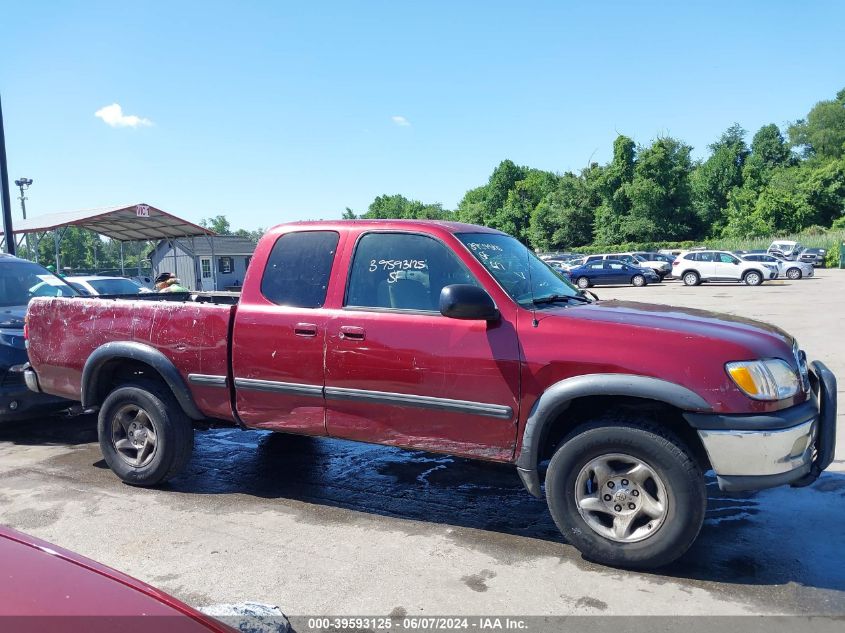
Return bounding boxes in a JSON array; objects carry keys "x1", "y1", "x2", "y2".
[
  {"x1": 294, "y1": 322, "x2": 318, "y2": 337},
  {"x1": 339, "y1": 326, "x2": 365, "y2": 341}
]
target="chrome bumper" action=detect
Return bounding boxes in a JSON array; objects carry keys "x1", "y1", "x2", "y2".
[{"x1": 698, "y1": 418, "x2": 816, "y2": 483}]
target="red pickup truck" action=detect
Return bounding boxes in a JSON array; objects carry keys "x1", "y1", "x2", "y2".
[{"x1": 24, "y1": 220, "x2": 836, "y2": 569}]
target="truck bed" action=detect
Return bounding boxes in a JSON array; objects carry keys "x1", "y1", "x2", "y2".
[{"x1": 26, "y1": 295, "x2": 237, "y2": 421}]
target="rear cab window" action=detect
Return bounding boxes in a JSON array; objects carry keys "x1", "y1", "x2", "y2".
[
  {"x1": 345, "y1": 232, "x2": 477, "y2": 312},
  {"x1": 260, "y1": 231, "x2": 339, "y2": 308}
]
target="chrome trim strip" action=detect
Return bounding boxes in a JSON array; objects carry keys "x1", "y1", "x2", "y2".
[
  {"x1": 188, "y1": 374, "x2": 228, "y2": 388},
  {"x1": 324, "y1": 386, "x2": 513, "y2": 419},
  {"x1": 233, "y1": 377, "x2": 323, "y2": 397}
]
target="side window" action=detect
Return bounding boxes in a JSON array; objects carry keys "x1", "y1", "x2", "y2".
[
  {"x1": 589, "y1": 262, "x2": 604, "y2": 270},
  {"x1": 608, "y1": 262, "x2": 624, "y2": 270},
  {"x1": 698, "y1": 252, "x2": 714, "y2": 262},
  {"x1": 719, "y1": 253, "x2": 738, "y2": 264},
  {"x1": 260, "y1": 231, "x2": 339, "y2": 308},
  {"x1": 346, "y1": 233, "x2": 476, "y2": 312},
  {"x1": 586, "y1": 255, "x2": 601, "y2": 262}
]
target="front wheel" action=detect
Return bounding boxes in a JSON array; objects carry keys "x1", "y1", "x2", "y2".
[
  {"x1": 576, "y1": 277, "x2": 591, "y2": 289},
  {"x1": 631, "y1": 274, "x2": 646, "y2": 287},
  {"x1": 786, "y1": 268, "x2": 802, "y2": 280},
  {"x1": 743, "y1": 270, "x2": 763, "y2": 286},
  {"x1": 97, "y1": 382, "x2": 194, "y2": 486},
  {"x1": 545, "y1": 420, "x2": 706, "y2": 569}
]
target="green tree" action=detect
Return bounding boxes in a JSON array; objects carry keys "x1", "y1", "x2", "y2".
[
  {"x1": 200, "y1": 215, "x2": 233, "y2": 234},
  {"x1": 593, "y1": 135, "x2": 635, "y2": 244},
  {"x1": 788, "y1": 88, "x2": 845, "y2": 160},
  {"x1": 624, "y1": 136, "x2": 696, "y2": 241},
  {"x1": 361, "y1": 194, "x2": 450, "y2": 220},
  {"x1": 491, "y1": 168, "x2": 558, "y2": 242},
  {"x1": 529, "y1": 171, "x2": 596, "y2": 250},
  {"x1": 690, "y1": 124, "x2": 748, "y2": 236}
]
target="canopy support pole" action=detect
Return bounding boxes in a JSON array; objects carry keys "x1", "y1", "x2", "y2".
[
  {"x1": 208, "y1": 234, "x2": 218, "y2": 291},
  {"x1": 53, "y1": 230, "x2": 59, "y2": 271},
  {"x1": 120, "y1": 241, "x2": 125, "y2": 276},
  {"x1": 137, "y1": 241, "x2": 142, "y2": 277}
]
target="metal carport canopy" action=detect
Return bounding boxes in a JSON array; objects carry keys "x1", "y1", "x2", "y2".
[{"x1": 0, "y1": 203, "x2": 215, "y2": 240}]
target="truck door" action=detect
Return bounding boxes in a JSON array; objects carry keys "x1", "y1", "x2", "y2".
[
  {"x1": 231, "y1": 230, "x2": 340, "y2": 434},
  {"x1": 324, "y1": 231, "x2": 521, "y2": 461}
]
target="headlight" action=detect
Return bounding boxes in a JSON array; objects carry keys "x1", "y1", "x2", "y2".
[{"x1": 726, "y1": 359, "x2": 800, "y2": 401}]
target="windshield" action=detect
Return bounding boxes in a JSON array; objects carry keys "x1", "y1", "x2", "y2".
[
  {"x1": 456, "y1": 233, "x2": 582, "y2": 306},
  {"x1": 0, "y1": 260, "x2": 78, "y2": 307},
  {"x1": 87, "y1": 278, "x2": 143, "y2": 295}
]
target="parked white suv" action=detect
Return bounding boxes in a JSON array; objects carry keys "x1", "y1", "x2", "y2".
[{"x1": 673, "y1": 250, "x2": 777, "y2": 286}]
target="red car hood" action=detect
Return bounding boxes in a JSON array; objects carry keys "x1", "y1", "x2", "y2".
[
  {"x1": 560, "y1": 299, "x2": 795, "y2": 357},
  {"x1": 0, "y1": 526, "x2": 232, "y2": 632}
]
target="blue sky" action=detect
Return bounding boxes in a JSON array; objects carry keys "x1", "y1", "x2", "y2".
[{"x1": 1, "y1": 1, "x2": 844, "y2": 231}]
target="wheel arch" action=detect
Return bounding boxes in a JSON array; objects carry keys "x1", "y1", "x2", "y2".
[
  {"x1": 82, "y1": 342, "x2": 205, "y2": 420},
  {"x1": 515, "y1": 374, "x2": 712, "y2": 497}
]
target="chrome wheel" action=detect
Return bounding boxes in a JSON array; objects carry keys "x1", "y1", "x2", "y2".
[
  {"x1": 787, "y1": 268, "x2": 801, "y2": 280},
  {"x1": 574, "y1": 453, "x2": 668, "y2": 543},
  {"x1": 744, "y1": 271, "x2": 761, "y2": 285},
  {"x1": 577, "y1": 277, "x2": 590, "y2": 289},
  {"x1": 632, "y1": 275, "x2": 645, "y2": 287},
  {"x1": 111, "y1": 404, "x2": 158, "y2": 467},
  {"x1": 683, "y1": 272, "x2": 698, "y2": 286}
]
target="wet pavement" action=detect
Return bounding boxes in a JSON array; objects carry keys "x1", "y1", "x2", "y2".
[{"x1": 0, "y1": 270, "x2": 843, "y2": 617}]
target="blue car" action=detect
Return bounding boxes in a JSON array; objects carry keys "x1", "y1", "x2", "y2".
[{"x1": 566, "y1": 259, "x2": 660, "y2": 289}]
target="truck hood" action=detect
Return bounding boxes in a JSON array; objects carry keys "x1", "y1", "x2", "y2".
[{"x1": 560, "y1": 299, "x2": 794, "y2": 355}]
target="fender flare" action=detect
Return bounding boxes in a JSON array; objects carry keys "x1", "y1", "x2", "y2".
[
  {"x1": 515, "y1": 373, "x2": 711, "y2": 497},
  {"x1": 81, "y1": 341, "x2": 205, "y2": 420}
]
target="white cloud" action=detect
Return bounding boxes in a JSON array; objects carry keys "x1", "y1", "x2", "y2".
[
  {"x1": 94, "y1": 103, "x2": 153, "y2": 128},
  {"x1": 391, "y1": 115, "x2": 411, "y2": 127}
]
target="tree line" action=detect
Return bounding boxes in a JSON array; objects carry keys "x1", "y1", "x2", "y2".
[{"x1": 347, "y1": 87, "x2": 845, "y2": 251}]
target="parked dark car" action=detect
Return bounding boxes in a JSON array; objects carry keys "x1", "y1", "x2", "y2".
[
  {"x1": 799, "y1": 247, "x2": 827, "y2": 268},
  {"x1": 566, "y1": 259, "x2": 660, "y2": 288},
  {"x1": 0, "y1": 254, "x2": 75, "y2": 421}
]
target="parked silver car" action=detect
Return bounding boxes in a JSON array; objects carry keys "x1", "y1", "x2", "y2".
[{"x1": 742, "y1": 254, "x2": 814, "y2": 280}]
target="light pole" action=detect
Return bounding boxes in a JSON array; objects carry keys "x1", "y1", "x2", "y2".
[{"x1": 14, "y1": 178, "x2": 32, "y2": 260}]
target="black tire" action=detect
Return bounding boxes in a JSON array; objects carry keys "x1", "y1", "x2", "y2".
[
  {"x1": 743, "y1": 270, "x2": 763, "y2": 286},
  {"x1": 576, "y1": 277, "x2": 591, "y2": 289},
  {"x1": 682, "y1": 271, "x2": 700, "y2": 286},
  {"x1": 97, "y1": 382, "x2": 194, "y2": 486},
  {"x1": 786, "y1": 267, "x2": 802, "y2": 280},
  {"x1": 545, "y1": 418, "x2": 706, "y2": 569},
  {"x1": 631, "y1": 274, "x2": 646, "y2": 287}
]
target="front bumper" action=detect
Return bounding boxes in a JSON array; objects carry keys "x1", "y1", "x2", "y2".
[{"x1": 684, "y1": 361, "x2": 837, "y2": 491}]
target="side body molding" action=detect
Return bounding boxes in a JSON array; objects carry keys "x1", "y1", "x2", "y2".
[
  {"x1": 81, "y1": 341, "x2": 205, "y2": 420},
  {"x1": 515, "y1": 373, "x2": 712, "y2": 498}
]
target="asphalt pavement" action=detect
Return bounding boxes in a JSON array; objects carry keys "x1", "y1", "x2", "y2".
[{"x1": 1, "y1": 269, "x2": 842, "y2": 619}]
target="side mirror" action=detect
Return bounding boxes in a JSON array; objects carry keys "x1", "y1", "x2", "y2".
[{"x1": 439, "y1": 284, "x2": 499, "y2": 321}]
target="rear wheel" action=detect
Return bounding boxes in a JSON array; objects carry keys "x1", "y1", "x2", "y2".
[
  {"x1": 743, "y1": 270, "x2": 763, "y2": 286},
  {"x1": 576, "y1": 277, "x2": 591, "y2": 289},
  {"x1": 545, "y1": 419, "x2": 706, "y2": 569},
  {"x1": 97, "y1": 382, "x2": 194, "y2": 486},
  {"x1": 682, "y1": 271, "x2": 700, "y2": 286},
  {"x1": 631, "y1": 274, "x2": 646, "y2": 287},
  {"x1": 786, "y1": 267, "x2": 802, "y2": 280}
]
